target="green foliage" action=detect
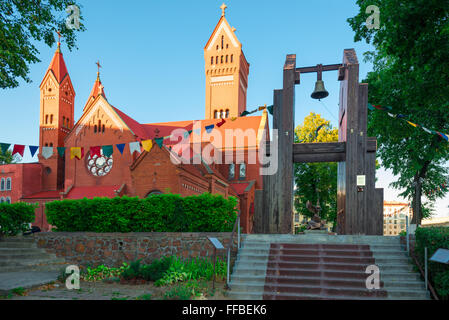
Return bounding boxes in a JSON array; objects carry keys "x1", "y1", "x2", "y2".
[
  {"x1": 294, "y1": 113, "x2": 338, "y2": 228},
  {"x1": 136, "y1": 294, "x2": 152, "y2": 300},
  {"x1": 82, "y1": 263, "x2": 128, "y2": 282},
  {"x1": 0, "y1": 0, "x2": 85, "y2": 89},
  {"x1": 0, "y1": 202, "x2": 37, "y2": 236},
  {"x1": 45, "y1": 193, "x2": 238, "y2": 232},
  {"x1": 163, "y1": 284, "x2": 194, "y2": 300},
  {"x1": 348, "y1": 0, "x2": 449, "y2": 223},
  {"x1": 415, "y1": 227, "x2": 449, "y2": 299},
  {"x1": 11, "y1": 287, "x2": 26, "y2": 296},
  {"x1": 0, "y1": 149, "x2": 18, "y2": 164}
]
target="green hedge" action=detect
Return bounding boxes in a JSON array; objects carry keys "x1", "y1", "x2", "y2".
[
  {"x1": 0, "y1": 202, "x2": 37, "y2": 236},
  {"x1": 415, "y1": 227, "x2": 449, "y2": 300},
  {"x1": 46, "y1": 193, "x2": 238, "y2": 232}
]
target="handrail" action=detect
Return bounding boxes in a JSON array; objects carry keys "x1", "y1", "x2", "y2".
[{"x1": 226, "y1": 211, "x2": 241, "y2": 289}]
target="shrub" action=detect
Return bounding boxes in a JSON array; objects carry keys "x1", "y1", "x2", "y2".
[
  {"x1": 415, "y1": 227, "x2": 449, "y2": 300},
  {"x1": 0, "y1": 202, "x2": 37, "y2": 236},
  {"x1": 46, "y1": 193, "x2": 238, "y2": 232}
]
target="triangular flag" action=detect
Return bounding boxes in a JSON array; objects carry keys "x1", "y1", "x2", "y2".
[
  {"x1": 116, "y1": 143, "x2": 126, "y2": 154},
  {"x1": 217, "y1": 119, "x2": 226, "y2": 127},
  {"x1": 367, "y1": 103, "x2": 375, "y2": 111},
  {"x1": 205, "y1": 124, "x2": 214, "y2": 133},
  {"x1": 258, "y1": 105, "x2": 266, "y2": 111},
  {"x1": 90, "y1": 146, "x2": 102, "y2": 158},
  {"x1": 422, "y1": 127, "x2": 432, "y2": 134},
  {"x1": 29, "y1": 146, "x2": 39, "y2": 157},
  {"x1": 0, "y1": 143, "x2": 11, "y2": 154},
  {"x1": 407, "y1": 121, "x2": 418, "y2": 128},
  {"x1": 12, "y1": 144, "x2": 25, "y2": 157},
  {"x1": 102, "y1": 145, "x2": 113, "y2": 157},
  {"x1": 41, "y1": 146, "x2": 53, "y2": 159},
  {"x1": 193, "y1": 128, "x2": 201, "y2": 135},
  {"x1": 129, "y1": 141, "x2": 141, "y2": 155},
  {"x1": 230, "y1": 116, "x2": 238, "y2": 121},
  {"x1": 183, "y1": 130, "x2": 192, "y2": 139},
  {"x1": 57, "y1": 147, "x2": 66, "y2": 157},
  {"x1": 387, "y1": 112, "x2": 396, "y2": 118},
  {"x1": 155, "y1": 137, "x2": 164, "y2": 148},
  {"x1": 267, "y1": 105, "x2": 274, "y2": 115},
  {"x1": 437, "y1": 132, "x2": 449, "y2": 141},
  {"x1": 240, "y1": 111, "x2": 250, "y2": 117},
  {"x1": 70, "y1": 147, "x2": 84, "y2": 160},
  {"x1": 142, "y1": 139, "x2": 153, "y2": 152}
]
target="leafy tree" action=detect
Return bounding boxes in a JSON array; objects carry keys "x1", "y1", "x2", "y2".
[
  {"x1": 348, "y1": 0, "x2": 449, "y2": 224},
  {"x1": 0, "y1": 0, "x2": 85, "y2": 89},
  {"x1": 294, "y1": 113, "x2": 338, "y2": 230},
  {"x1": 0, "y1": 149, "x2": 17, "y2": 164}
]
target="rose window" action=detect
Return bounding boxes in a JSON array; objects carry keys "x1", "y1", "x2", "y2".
[{"x1": 86, "y1": 152, "x2": 113, "y2": 177}]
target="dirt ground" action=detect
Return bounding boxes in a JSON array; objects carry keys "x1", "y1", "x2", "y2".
[{"x1": 2, "y1": 279, "x2": 231, "y2": 300}]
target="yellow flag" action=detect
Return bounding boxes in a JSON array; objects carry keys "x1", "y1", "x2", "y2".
[
  {"x1": 407, "y1": 121, "x2": 417, "y2": 127},
  {"x1": 230, "y1": 117, "x2": 237, "y2": 121},
  {"x1": 70, "y1": 147, "x2": 82, "y2": 160},
  {"x1": 142, "y1": 139, "x2": 153, "y2": 152}
]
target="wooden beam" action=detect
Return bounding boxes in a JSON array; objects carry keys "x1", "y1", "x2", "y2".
[{"x1": 293, "y1": 142, "x2": 345, "y2": 154}]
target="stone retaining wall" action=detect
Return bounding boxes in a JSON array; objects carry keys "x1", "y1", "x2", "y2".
[{"x1": 35, "y1": 232, "x2": 237, "y2": 267}]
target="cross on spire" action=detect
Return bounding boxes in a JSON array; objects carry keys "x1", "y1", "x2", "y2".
[
  {"x1": 220, "y1": 3, "x2": 227, "y2": 17},
  {"x1": 56, "y1": 30, "x2": 62, "y2": 51},
  {"x1": 96, "y1": 60, "x2": 102, "y2": 80}
]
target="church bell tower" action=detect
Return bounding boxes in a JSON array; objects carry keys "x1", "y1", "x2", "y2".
[{"x1": 204, "y1": 3, "x2": 249, "y2": 119}]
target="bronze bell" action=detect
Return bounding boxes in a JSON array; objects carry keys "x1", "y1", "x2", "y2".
[{"x1": 311, "y1": 80, "x2": 329, "y2": 100}]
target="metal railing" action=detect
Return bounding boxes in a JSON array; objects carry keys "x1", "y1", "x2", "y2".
[{"x1": 226, "y1": 211, "x2": 241, "y2": 289}]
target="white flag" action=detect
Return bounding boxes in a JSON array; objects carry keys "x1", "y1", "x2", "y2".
[
  {"x1": 129, "y1": 141, "x2": 141, "y2": 155},
  {"x1": 41, "y1": 146, "x2": 54, "y2": 159}
]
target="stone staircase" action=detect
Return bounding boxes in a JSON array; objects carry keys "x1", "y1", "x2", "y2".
[
  {"x1": 0, "y1": 236, "x2": 68, "y2": 294},
  {"x1": 228, "y1": 233, "x2": 429, "y2": 300}
]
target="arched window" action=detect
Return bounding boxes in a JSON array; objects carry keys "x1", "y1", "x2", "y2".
[
  {"x1": 211, "y1": 56, "x2": 214, "y2": 65},
  {"x1": 221, "y1": 110, "x2": 226, "y2": 119},
  {"x1": 6, "y1": 178, "x2": 11, "y2": 190},
  {"x1": 0, "y1": 178, "x2": 4, "y2": 191},
  {"x1": 226, "y1": 55, "x2": 228, "y2": 63},
  {"x1": 216, "y1": 56, "x2": 218, "y2": 64},
  {"x1": 229, "y1": 164, "x2": 235, "y2": 180},
  {"x1": 94, "y1": 125, "x2": 97, "y2": 133},
  {"x1": 225, "y1": 109, "x2": 230, "y2": 118},
  {"x1": 102, "y1": 125, "x2": 105, "y2": 133},
  {"x1": 231, "y1": 54, "x2": 233, "y2": 63},
  {"x1": 221, "y1": 35, "x2": 224, "y2": 49},
  {"x1": 219, "y1": 110, "x2": 223, "y2": 119},
  {"x1": 226, "y1": 44, "x2": 229, "y2": 49},
  {"x1": 146, "y1": 190, "x2": 163, "y2": 197},
  {"x1": 214, "y1": 110, "x2": 219, "y2": 119},
  {"x1": 45, "y1": 115, "x2": 48, "y2": 124},
  {"x1": 50, "y1": 114, "x2": 53, "y2": 124},
  {"x1": 221, "y1": 56, "x2": 223, "y2": 64},
  {"x1": 67, "y1": 118, "x2": 70, "y2": 127},
  {"x1": 62, "y1": 116, "x2": 65, "y2": 127},
  {"x1": 6, "y1": 197, "x2": 10, "y2": 204},
  {"x1": 239, "y1": 163, "x2": 246, "y2": 180},
  {"x1": 0, "y1": 197, "x2": 4, "y2": 203},
  {"x1": 49, "y1": 143, "x2": 53, "y2": 147}
]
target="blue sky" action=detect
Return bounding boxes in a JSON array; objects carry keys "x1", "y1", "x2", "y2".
[{"x1": 1, "y1": 0, "x2": 448, "y2": 217}]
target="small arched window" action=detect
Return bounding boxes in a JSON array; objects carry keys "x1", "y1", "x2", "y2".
[
  {"x1": 6, "y1": 178, "x2": 11, "y2": 190},
  {"x1": 231, "y1": 54, "x2": 233, "y2": 63},
  {"x1": 49, "y1": 143, "x2": 53, "y2": 147},
  {"x1": 50, "y1": 114, "x2": 53, "y2": 124},
  {"x1": 221, "y1": 35, "x2": 224, "y2": 49},
  {"x1": 219, "y1": 110, "x2": 224, "y2": 119},
  {"x1": 0, "y1": 178, "x2": 5, "y2": 191},
  {"x1": 216, "y1": 56, "x2": 218, "y2": 64},
  {"x1": 214, "y1": 110, "x2": 219, "y2": 119},
  {"x1": 102, "y1": 125, "x2": 105, "y2": 133},
  {"x1": 226, "y1": 44, "x2": 229, "y2": 49},
  {"x1": 45, "y1": 115, "x2": 48, "y2": 124},
  {"x1": 62, "y1": 116, "x2": 65, "y2": 127},
  {"x1": 0, "y1": 197, "x2": 4, "y2": 203},
  {"x1": 94, "y1": 125, "x2": 97, "y2": 133},
  {"x1": 226, "y1": 55, "x2": 228, "y2": 63},
  {"x1": 229, "y1": 164, "x2": 235, "y2": 180},
  {"x1": 6, "y1": 197, "x2": 10, "y2": 204},
  {"x1": 221, "y1": 56, "x2": 223, "y2": 64},
  {"x1": 239, "y1": 163, "x2": 246, "y2": 180},
  {"x1": 221, "y1": 110, "x2": 226, "y2": 119},
  {"x1": 225, "y1": 109, "x2": 230, "y2": 118},
  {"x1": 211, "y1": 56, "x2": 214, "y2": 65},
  {"x1": 45, "y1": 143, "x2": 48, "y2": 147}
]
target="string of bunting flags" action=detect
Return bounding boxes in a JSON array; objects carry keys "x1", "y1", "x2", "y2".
[
  {"x1": 0, "y1": 104, "x2": 273, "y2": 161},
  {"x1": 367, "y1": 103, "x2": 449, "y2": 141}
]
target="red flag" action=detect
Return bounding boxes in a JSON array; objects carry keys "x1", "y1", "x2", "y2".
[
  {"x1": 12, "y1": 144, "x2": 25, "y2": 157},
  {"x1": 217, "y1": 118, "x2": 226, "y2": 127},
  {"x1": 90, "y1": 146, "x2": 101, "y2": 157}
]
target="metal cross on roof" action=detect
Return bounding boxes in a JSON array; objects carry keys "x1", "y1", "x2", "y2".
[
  {"x1": 96, "y1": 60, "x2": 102, "y2": 73},
  {"x1": 220, "y1": 3, "x2": 227, "y2": 16}
]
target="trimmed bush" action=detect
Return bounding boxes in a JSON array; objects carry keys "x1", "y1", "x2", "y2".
[
  {"x1": 0, "y1": 202, "x2": 37, "y2": 236},
  {"x1": 46, "y1": 193, "x2": 238, "y2": 232},
  {"x1": 415, "y1": 227, "x2": 449, "y2": 300}
]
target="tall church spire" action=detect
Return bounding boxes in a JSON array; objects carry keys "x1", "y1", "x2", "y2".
[
  {"x1": 83, "y1": 61, "x2": 107, "y2": 112},
  {"x1": 204, "y1": 4, "x2": 249, "y2": 119}
]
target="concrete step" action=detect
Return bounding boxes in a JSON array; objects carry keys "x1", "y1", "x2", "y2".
[
  {"x1": 0, "y1": 247, "x2": 45, "y2": 253},
  {"x1": 0, "y1": 270, "x2": 61, "y2": 295},
  {"x1": 0, "y1": 257, "x2": 65, "y2": 267},
  {"x1": 227, "y1": 291, "x2": 263, "y2": 300},
  {"x1": 385, "y1": 288, "x2": 430, "y2": 300},
  {"x1": 0, "y1": 262, "x2": 69, "y2": 273},
  {"x1": 0, "y1": 252, "x2": 57, "y2": 261}
]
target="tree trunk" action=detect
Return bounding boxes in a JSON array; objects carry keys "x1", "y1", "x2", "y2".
[{"x1": 411, "y1": 173, "x2": 423, "y2": 225}]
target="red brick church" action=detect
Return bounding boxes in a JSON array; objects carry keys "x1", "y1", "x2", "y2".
[{"x1": 0, "y1": 5, "x2": 269, "y2": 233}]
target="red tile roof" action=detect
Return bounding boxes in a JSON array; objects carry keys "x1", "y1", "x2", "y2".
[
  {"x1": 22, "y1": 190, "x2": 62, "y2": 199},
  {"x1": 65, "y1": 185, "x2": 120, "y2": 199},
  {"x1": 48, "y1": 48, "x2": 68, "y2": 84},
  {"x1": 229, "y1": 181, "x2": 256, "y2": 195}
]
